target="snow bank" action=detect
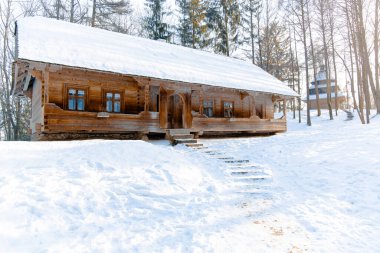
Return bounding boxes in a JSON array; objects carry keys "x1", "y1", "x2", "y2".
[
  {"x1": 203, "y1": 111, "x2": 380, "y2": 252},
  {"x1": 0, "y1": 140, "x2": 234, "y2": 252},
  {"x1": 1, "y1": 111, "x2": 379, "y2": 252},
  {"x1": 16, "y1": 16, "x2": 298, "y2": 97}
]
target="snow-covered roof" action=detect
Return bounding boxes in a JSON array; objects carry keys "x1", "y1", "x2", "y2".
[{"x1": 16, "y1": 16, "x2": 298, "y2": 97}]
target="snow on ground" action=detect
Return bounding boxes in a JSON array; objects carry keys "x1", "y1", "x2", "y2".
[
  {"x1": 201, "y1": 110, "x2": 380, "y2": 253},
  {"x1": 0, "y1": 110, "x2": 379, "y2": 252}
]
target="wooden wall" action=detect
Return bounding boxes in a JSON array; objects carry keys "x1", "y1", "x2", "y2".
[
  {"x1": 48, "y1": 68, "x2": 145, "y2": 114},
  {"x1": 23, "y1": 63, "x2": 287, "y2": 140}
]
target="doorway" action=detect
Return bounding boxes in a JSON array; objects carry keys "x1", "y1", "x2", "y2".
[{"x1": 167, "y1": 94, "x2": 184, "y2": 129}]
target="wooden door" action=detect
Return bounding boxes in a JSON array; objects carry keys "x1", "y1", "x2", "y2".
[{"x1": 167, "y1": 94, "x2": 183, "y2": 129}]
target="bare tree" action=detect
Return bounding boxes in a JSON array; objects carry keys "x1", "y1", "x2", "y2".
[
  {"x1": 375, "y1": 0, "x2": 380, "y2": 114},
  {"x1": 0, "y1": 0, "x2": 30, "y2": 140},
  {"x1": 315, "y1": 0, "x2": 333, "y2": 120},
  {"x1": 306, "y1": 0, "x2": 321, "y2": 116},
  {"x1": 327, "y1": 0, "x2": 339, "y2": 116}
]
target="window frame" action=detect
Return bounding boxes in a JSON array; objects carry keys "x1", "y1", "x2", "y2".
[
  {"x1": 102, "y1": 89, "x2": 124, "y2": 113},
  {"x1": 64, "y1": 84, "x2": 89, "y2": 111},
  {"x1": 223, "y1": 101, "x2": 234, "y2": 118},
  {"x1": 203, "y1": 100, "x2": 214, "y2": 117}
]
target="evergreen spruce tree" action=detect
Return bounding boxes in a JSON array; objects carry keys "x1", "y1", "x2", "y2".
[
  {"x1": 176, "y1": 0, "x2": 210, "y2": 48},
  {"x1": 144, "y1": 0, "x2": 171, "y2": 41},
  {"x1": 176, "y1": 0, "x2": 192, "y2": 46},
  {"x1": 207, "y1": 0, "x2": 241, "y2": 56}
]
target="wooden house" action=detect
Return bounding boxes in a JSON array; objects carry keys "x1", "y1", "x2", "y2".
[
  {"x1": 12, "y1": 17, "x2": 298, "y2": 141},
  {"x1": 307, "y1": 66, "x2": 346, "y2": 110}
]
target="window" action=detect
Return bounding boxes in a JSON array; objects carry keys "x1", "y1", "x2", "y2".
[
  {"x1": 224, "y1": 101, "x2": 233, "y2": 118},
  {"x1": 68, "y1": 88, "x2": 85, "y2": 111},
  {"x1": 203, "y1": 100, "x2": 213, "y2": 117},
  {"x1": 105, "y1": 92, "x2": 121, "y2": 113}
]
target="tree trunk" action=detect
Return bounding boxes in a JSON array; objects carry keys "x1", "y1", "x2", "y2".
[
  {"x1": 318, "y1": 0, "x2": 333, "y2": 120},
  {"x1": 300, "y1": 0, "x2": 311, "y2": 126},
  {"x1": 250, "y1": 1, "x2": 255, "y2": 64},
  {"x1": 91, "y1": 0, "x2": 96, "y2": 27},
  {"x1": 376, "y1": 0, "x2": 380, "y2": 114},
  {"x1": 222, "y1": 3, "x2": 230, "y2": 56},
  {"x1": 288, "y1": 26, "x2": 296, "y2": 119},
  {"x1": 306, "y1": 0, "x2": 320, "y2": 116},
  {"x1": 293, "y1": 25, "x2": 301, "y2": 123},
  {"x1": 70, "y1": 0, "x2": 75, "y2": 23},
  {"x1": 328, "y1": 4, "x2": 339, "y2": 116}
]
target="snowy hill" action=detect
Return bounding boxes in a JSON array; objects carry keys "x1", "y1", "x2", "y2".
[{"x1": 0, "y1": 111, "x2": 379, "y2": 252}]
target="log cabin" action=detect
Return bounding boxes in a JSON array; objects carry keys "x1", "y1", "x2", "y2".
[{"x1": 12, "y1": 17, "x2": 298, "y2": 141}]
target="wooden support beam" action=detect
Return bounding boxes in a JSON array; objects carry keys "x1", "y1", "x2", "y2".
[
  {"x1": 250, "y1": 94, "x2": 257, "y2": 117},
  {"x1": 181, "y1": 93, "x2": 192, "y2": 129},
  {"x1": 42, "y1": 69, "x2": 49, "y2": 105},
  {"x1": 144, "y1": 84, "x2": 150, "y2": 112},
  {"x1": 159, "y1": 91, "x2": 168, "y2": 128},
  {"x1": 283, "y1": 99, "x2": 286, "y2": 117},
  {"x1": 199, "y1": 90, "x2": 204, "y2": 115}
]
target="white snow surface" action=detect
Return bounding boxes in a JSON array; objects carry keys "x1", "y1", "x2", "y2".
[
  {"x1": 16, "y1": 16, "x2": 298, "y2": 97},
  {"x1": 1, "y1": 111, "x2": 380, "y2": 252}
]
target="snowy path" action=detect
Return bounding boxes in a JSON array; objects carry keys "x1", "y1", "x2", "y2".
[
  {"x1": 199, "y1": 110, "x2": 380, "y2": 253},
  {"x1": 185, "y1": 144, "x2": 274, "y2": 198}
]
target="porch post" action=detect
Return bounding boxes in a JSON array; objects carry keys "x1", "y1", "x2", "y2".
[
  {"x1": 182, "y1": 93, "x2": 192, "y2": 129},
  {"x1": 159, "y1": 89, "x2": 168, "y2": 128},
  {"x1": 42, "y1": 68, "x2": 49, "y2": 105},
  {"x1": 250, "y1": 94, "x2": 256, "y2": 117},
  {"x1": 199, "y1": 90, "x2": 204, "y2": 115},
  {"x1": 283, "y1": 99, "x2": 287, "y2": 117},
  {"x1": 144, "y1": 84, "x2": 150, "y2": 112}
]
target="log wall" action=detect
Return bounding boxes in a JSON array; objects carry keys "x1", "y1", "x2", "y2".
[{"x1": 20, "y1": 62, "x2": 288, "y2": 140}]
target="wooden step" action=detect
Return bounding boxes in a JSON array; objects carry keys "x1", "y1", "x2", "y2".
[
  {"x1": 224, "y1": 159, "x2": 250, "y2": 164},
  {"x1": 230, "y1": 170, "x2": 271, "y2": 176},
  {"x1": 216, "y1": 157, "x2": 235, "y2": 160},
  {"x1": 167, "y1": 129, "x2": 191, "y2": 135},
  {"x1": 226, "y1": 163, "x2": 259, "y2": 168},
  {"x1": 173, "y1": 139, "x2": 197, "y2": 144},
  {"x1": 171, "y1": 134, "x2": 194, "y2": 140},
  {"x1": 233, "y1": 175, "x2": 272, "y2": 181},
  {"x1": 185, "y1": 143, "x2": 203, "y2": 147}
]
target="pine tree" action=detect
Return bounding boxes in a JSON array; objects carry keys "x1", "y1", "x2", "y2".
[
  {"x1": 144, "y1": 0, "x2": 171, "y2": 41},
  {"x1": 207, "y1": 0, "x2": 241, "y2": 56},
  {"x1": 176, "y1": 0, "x2": 210, "y2": 48},
  {"x1": 176, "y1": 0, "x2": 192, "y2": 46}
]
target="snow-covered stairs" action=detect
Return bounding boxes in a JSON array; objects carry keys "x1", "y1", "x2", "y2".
[
  {"x1": 166, "y1": 129, "x2": 198, "y2": 145},
  {"x1": 185, "y1": 143, "x2": 273, "y2": 197}
]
